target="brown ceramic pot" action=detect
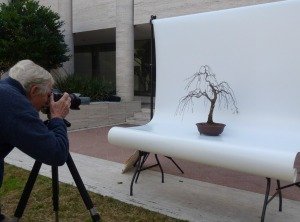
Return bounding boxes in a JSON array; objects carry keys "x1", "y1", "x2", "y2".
[{"x1": 196, "y1": 122, "x2": 226, "y2": 136}]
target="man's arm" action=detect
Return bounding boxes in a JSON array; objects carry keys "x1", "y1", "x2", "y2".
[{"x1": 9, "y1": 111, "x2": 69, "y2": 166}]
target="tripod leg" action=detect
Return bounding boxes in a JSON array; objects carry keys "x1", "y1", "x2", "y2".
[
  {"x1": 66, "y1": 154, "x2": 101, "y2": 222},
  {"x1": 52, "y1": 166, "x2": 59, "y2": 222},
  {"x1": 14, "y1": 161, "x2": 42, "y2": 220}
]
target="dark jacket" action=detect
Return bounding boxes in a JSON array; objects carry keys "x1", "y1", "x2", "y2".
[{"x1": 0, "y1": 77, "x2": 69, "y2": 186}]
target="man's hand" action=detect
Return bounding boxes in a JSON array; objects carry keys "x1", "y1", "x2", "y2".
[{"x1": 50, "y1": 93, "x2": 71, "y2": 119}]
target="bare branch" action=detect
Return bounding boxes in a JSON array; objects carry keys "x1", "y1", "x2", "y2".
[{"x1": 177, "y1": 65, "x2": 238, "y2": 123}]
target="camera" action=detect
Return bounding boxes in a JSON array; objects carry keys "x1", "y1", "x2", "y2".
[
  {"x1": 42, "y1": 89, "x2": 81, "y2": 115},
  {"x1": 52, "y1": 90, "x2": 81, "y2": 110}
]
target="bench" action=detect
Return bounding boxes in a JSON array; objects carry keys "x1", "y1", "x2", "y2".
[{"x1": 108, "y1": 0, "x2": 300, "y2": 221}]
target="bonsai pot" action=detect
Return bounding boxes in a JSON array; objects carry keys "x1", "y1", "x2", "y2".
[{"x1": 196, "y1": 122, "x2": 226, "y2": 136}]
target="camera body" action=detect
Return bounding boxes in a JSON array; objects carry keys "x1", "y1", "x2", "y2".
[
  {"x1": 52, "y1": 92, "x2": 81, "y2": 110},
  {"x1": 42, "y1": 90, "x2": 81, "y2": 116}
]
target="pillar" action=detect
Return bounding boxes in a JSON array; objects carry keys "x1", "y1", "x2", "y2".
[
  {"x1": 116, "y1": 0, "x2": 134, "y2": 101},
  {"x1": 59, "y1": 0, "x2": 74, "y2": 74}
]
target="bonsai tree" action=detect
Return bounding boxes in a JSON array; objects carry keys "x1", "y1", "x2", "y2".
[
  {"x1": 178, "y1": 65, "x2": 238, "y2": 135},
  {"x1": 0, "y1": 0, "x2": 70, "y2": 72}
]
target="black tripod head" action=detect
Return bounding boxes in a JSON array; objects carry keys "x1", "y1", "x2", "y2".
[{"x1": 43, "y1": 118, "x2": 71, "y2": 128}]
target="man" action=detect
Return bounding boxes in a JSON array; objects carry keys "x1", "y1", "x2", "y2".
[{"x1": 0, "y1": 60, "x2": 71, "y2": 221}]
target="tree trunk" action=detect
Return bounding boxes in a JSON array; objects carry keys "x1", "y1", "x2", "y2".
[
  {"x1": 207, "y1": 99, "x2": 216, "y2": 124},
  {"x1": 207, "y1": 85, "x2": 217, "y2": 124}
]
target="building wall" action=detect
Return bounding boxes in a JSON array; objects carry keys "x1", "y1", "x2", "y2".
[
  {"x1": 73, "y1": 0, "x2": 116, "y2": 33},
  {"x1": 71, "y1": 0, "x2": 283, "y2": 32},
  {"x1": 73, "y1": 0, "x2": 282, "y2": 33},
  {"x1": 134, "y1": 0, "x2": 282, "y2": 25},
  {"x1": 39, "y1": 0, "x2": 74, "y2": 74}
]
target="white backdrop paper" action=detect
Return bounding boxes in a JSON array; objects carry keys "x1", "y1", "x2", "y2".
[{"x1": 109, "y1": 0, "x2": 300, "y2": 182}]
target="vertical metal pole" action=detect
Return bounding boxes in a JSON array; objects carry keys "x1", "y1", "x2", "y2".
[{"x1": 150, "y1": 15, "x2": 157, "y2": 119}]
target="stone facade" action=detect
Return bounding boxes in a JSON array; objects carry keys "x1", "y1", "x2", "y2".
[
  {"x1": 134, "y1": 0, "x2": 281, "y2": 24},
  {"x1": 73, "y1": 0, "x2": 116, "y2": 32}
]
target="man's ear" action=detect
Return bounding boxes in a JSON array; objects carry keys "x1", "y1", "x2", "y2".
[{"x1": 28, "y1": 85, "x2": 39, "y2": 97}]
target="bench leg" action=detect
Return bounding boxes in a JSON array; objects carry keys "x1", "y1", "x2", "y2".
[
  {"x1": 165, "y1": 156, "x2": 184, "y2": 174},
  {"x1": 277, "y1": 180, "x2": 282, "y2": 212},
  {"x1": 261, "y1": 177, "x2": 271, "y2": 222},
  {"x1": 261, "y1": 178, "x2": 285, "y2": 221},
  {"x1": 130, "y1": 151, "x2": 143, "y2": 196},
  {"x1": 135, "y1": 152, "x2": 149, "y2": 183},
  {"x1": 130, "y1": 151, "x2": 184, "y2": 195},
  {"x1": 155, "y1": 154, "x2": 164, "y2": 183},
  {"x1": 134, "y1": 152, "x2": 164, "y2": 183}
]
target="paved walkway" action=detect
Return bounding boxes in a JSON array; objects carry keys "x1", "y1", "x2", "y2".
[{"x1": 5, "y1": 105, "x2": 300, "y2": 221}]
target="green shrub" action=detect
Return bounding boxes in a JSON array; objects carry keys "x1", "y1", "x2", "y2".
[
  {"x1": 0, "y1": 0, "x2": 70, "y2": 72},
  {"x1": 54, "y1": 75, "x2": 115, "y2": 102}
]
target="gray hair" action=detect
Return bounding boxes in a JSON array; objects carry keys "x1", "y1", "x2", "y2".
[{"x1": 9, "y1": 60, "x2": 54, "y2": 94}]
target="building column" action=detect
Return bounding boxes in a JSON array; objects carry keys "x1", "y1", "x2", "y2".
[
  {"x1": 116, "y1": 0, "x2": 134, "y2": 101},
  {"x1": 59, "y1": 0, "x2": 74, "y2": 75}
]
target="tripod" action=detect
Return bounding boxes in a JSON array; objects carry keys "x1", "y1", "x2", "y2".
[{"x1": 13, "y1": 153, "x2": 101, "y2": 221}]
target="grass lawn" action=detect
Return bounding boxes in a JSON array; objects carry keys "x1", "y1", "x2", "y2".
[{"x1": 0, "y1": 164, "x2": 186, "y2": 222}]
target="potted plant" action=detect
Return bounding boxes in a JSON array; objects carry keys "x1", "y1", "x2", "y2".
[{"x1": 178, "y1": 65, "x2": 238, "y2": 136}]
